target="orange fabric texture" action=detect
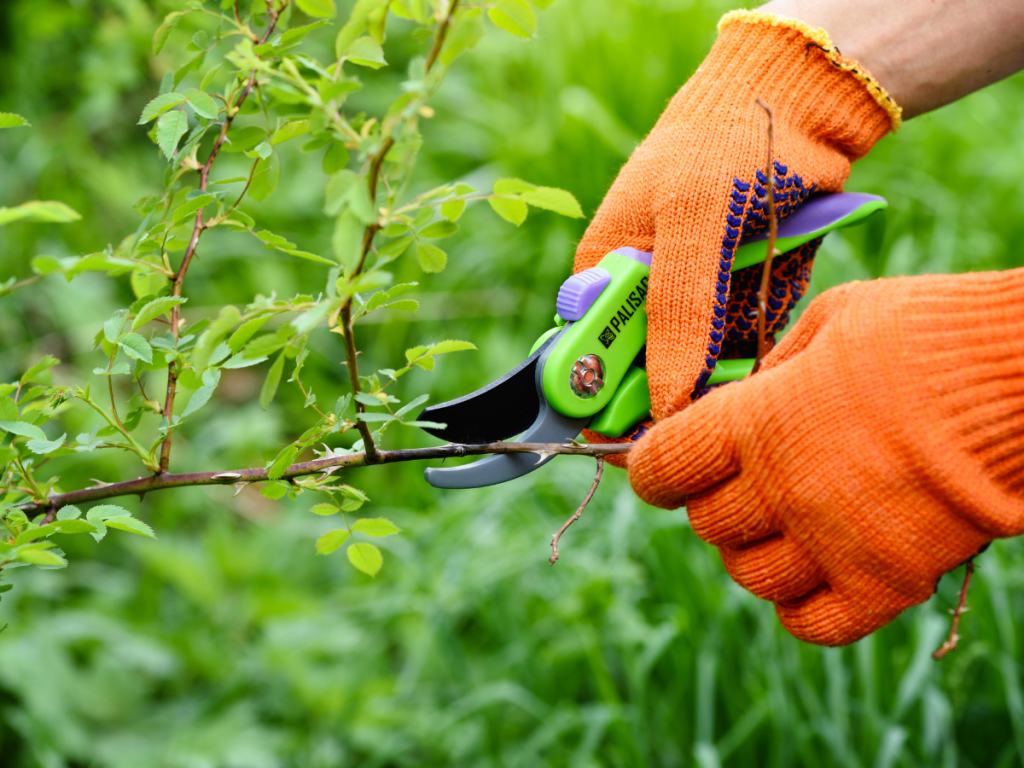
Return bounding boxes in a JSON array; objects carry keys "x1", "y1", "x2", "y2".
[
  {"x1": 628, "y1": 271, "x2": 1024, "y2": 646},
  {"x1": 574, "y1": 11, "x2": 898, "y2": 455}
]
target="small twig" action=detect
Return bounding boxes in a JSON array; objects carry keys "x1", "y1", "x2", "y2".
[
  {"x1": 549, "y1": 456, "x2": 605, "y2": 566},
  {"x1": 933, "y1": 559, "x2": 975, "y2": 660},
  {"x1": 751, "y1": 98, "x2": 778, "y2": 375}
]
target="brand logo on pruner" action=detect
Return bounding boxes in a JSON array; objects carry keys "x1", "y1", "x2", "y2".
[{"x1": 598, "y1": 276, "x2": 649, "y2": 349}]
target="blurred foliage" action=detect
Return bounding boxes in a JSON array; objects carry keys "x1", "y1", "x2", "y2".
[{"x1": 1, "y1": 0, "x2": 1023, "y2": 766}]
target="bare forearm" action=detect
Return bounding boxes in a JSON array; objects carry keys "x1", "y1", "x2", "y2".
[{"x1": 761, "y1": 0, "x2": 1024, "y2": 119}]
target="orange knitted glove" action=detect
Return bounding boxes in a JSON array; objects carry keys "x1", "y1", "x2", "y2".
[
  {"x1": 628, "y1": 270, "x2": 1024, "y2": 646},
  {"x1": 574, "y1": 11, "x2": 901, "y2": 458}
]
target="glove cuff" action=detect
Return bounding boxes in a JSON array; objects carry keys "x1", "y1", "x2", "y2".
[{"x1": 707, "y1": 10, "x2": 901, "y2": 160}]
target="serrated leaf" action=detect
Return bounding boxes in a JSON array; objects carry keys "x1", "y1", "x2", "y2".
[
  {"x1": 394, "y1": 393, "x2": 429, "y2": 418},
  {"x1": 0, "y1": 201, "x2": 82, "y2": 226},
  {"x1": 346, "y1": 36, "x2": 386, "y2": 69},
  {"x1": 521, "y1": 186, "x2": 584, "y2": 218},
  {"x1": 132, "y1": 296, "x2": 187, "y2": 330},
  {"x1": 347, "y1": 542, "x2": 382, "y2": 576},
  {"x1": 103, "y1": 516, "x2": 157, "y2": 539},
  {"x1": 310, "y1": 503, "x2": 339, "y2": 516},
  {"x1": 488, "y1": 197, "x2": 528, "y2": 226},
  {"x1": 488, "y1": 0, "x2": 537, "y2": 38},
  {"x1": 228, "y1": 316, "x2": 270, "y2": 353},
  {"x1": 180, "y1": 381, "x2": 216, "y2": 420},
  {"x1": 427, "y1": 339, "x2": 477, "y2": 356},
  {"x1": 420, "y1": 221, "x2": 458, "y2": 239},
  {"x1": 0, "y1": 113, "x2": 30, "y2": 129},
  {"x1": 324, "y1": 170, "x2": 359, "y2": 216},
  {"x1": 57, "y1": 505, "x2": 82, "y2": 520},
  {"x1": 20, "y1": 355, "x2": 59, "y2": 385},
  {"x1": 417, "y1": 244, "x2": 447, "y2": 273},
  {"x1": 260, "y1": 353, "x2": 286, "y2": 410},
  {"x1": 267, "y1": 443, "x2": 299, "y2": 480},
  {"x1": 441, "y1": 199, "x2": 466, "y2": 221},
  {"x1": 138, "y1": 92, "x2": 187, "y2": 124},
  {"x1": 222, "y1": 125, "x2": 267, "y2": 153},
  {"x1": 156, "y1": 110, "x2": 189, "y2": 160},
  {"x1": 272, "y1": 119, "x2": 311, "y2": 145},
  {"x1": 187, "y1": 91, "x2": 219, "y2": 119},
  {"x1": 51, "y1": 519, "x2": 96, "y2": 534},
  {"x1": 0, "y1": 397, "x2": 16, "y2": 422},
  {"x1": 26, "y1": 433, "x2": 65, "y2": 455},
  {"x1": 356, "y1": 413, "x2": 396, "y2": 423},
  {"x1": 297, "y1": 0, "x2": 336, "y2": 18},
  {"x1": 316, "y1": 529, "x2": 350, "y2": 555},
  {"x1": 172, "y1": 193, "x2": 217, "y2": 225},
  {"x1": 352, "y1": 518, "x2": 401, "y2": 537},
  {"x1": 153, "y1": 11, "x2": 187, "y2": 55},
  {"x1": 0, "y1": 421, "x2": 47, "y2": 441},
  {"x1": 249, "y1": 153, "x2": 281, "y2": 201},
  {"x1": 323, "y1": 141, "x2": 350, "y2": 174},
  {"x1": 117, "y1": 333, "x2": 153, "y2": 364},
  {"x1": 16, "y1": 547, "x2": 66, "y2": 567}
]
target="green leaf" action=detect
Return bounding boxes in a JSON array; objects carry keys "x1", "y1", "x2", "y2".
[
  {"x1": 16, "y1": 546, "x2": 66, "y2": 568},
  {"x1": 488, "y1": 0, "x2": 537, "y2": 38},
  {"x1": 228, "y1": 316, "x2": 270, "y2": 353},
  {"x1": 272, "y1": 119, "x2": 310, "y2": 145},
  {"x1": 352, "y1": 518, "x2": 401, "y2": 537},
  {"x1": 296, "y1": 0, "x2": 336, "y2": 18},
  {"x1": 417, "y1": 244, "x2": 447, "y2": 273},
  {"x1": 117, "y1": 333, "x2": 154, "y2": 364},
  {"x1": 0, "y1": 421, "x2": 47, "y2": 441},
  {"x1": 356, "y1": 413, "x2": 396, "y2": 424},
  {"x1": 420, "y1": 221, "x2": 459, "y2": 239},
  {"x1": 261, "y1": 483, "x2": 288, "y2": 500},
  {"x1": 156, "y1": 110, "x2": 189, "y2": 160},
  {"x1": 0, "y1": 201, "x2": 82, "y2": 226},
  {"x1": 488, "y1": 197, "x2": 528, "y2": 226},
  {"x1": 335, "y1": 0, "x2": 389, "y2": 57},
  {"x1": 0, "y1": 397, "x2": 16, "y2": 422},
  {"x1": 427, "y1": 339, "x2": 477, "y2": 356},
  {"x1": 180, "y1": 380, "x2": 216, "y2": 420},
  {"x1": 20, "y1": 355, "x2": 59, "y2": 385},
  {"x1": 316, "y1": 529, "x2": 350, "y2": 555},
  {"x1": 347, "y1": 542, "x2": 382, "y2": 576},
  {"x1": 521, "y1": 186, "x2": 584, "y2": 218},
  {"x1": 346, "y1": 36, "x2": 387, "y2": 68},
  {"x1": 153, "y1": 11, "x2": 187, "y2": 56},
  {"x1": 138, "y1": 92, "x2": 187, "y2": 124},
  {"x1": 57, "y1": 505, "x2": 82, "y2": 521},
  {"x1": 441, "y1": 199, "x2": 466, "y2": 221},
  {"x1": 132, "y1": 296, "x2": 187, "y2": 330},
  {"x1": 324, "y1": 170, "x2": 359, "y2": 216},
  {"x1": 267, "y1": 444, "x2": 299, "y2": 480},
  {"x1": 310, "y1": 503, "x2": 339, "y2": 516},
  {"x1": 103, "y1": 516, "x2": 157, "y2": 539},
  {"x1": 260, "y1": 353, "x2": 286, "y2": 410},
  {"x1": 332, "y1": 211, "x2": 364, "y2": 270},
  {"x1": 249, "y1": 153, "x2": 281, "y2": 201},
  {"x1": 26, "y1": 433, "x2": 65, "y2": 455},
  {"x1": 172, "y1": 193, "x2": 217, "y2": 225},
  {"x1": 223, "y1": 126, "x2": 267, "y2": 153},
  {"x1": 323, "y1": 142, "x2": 350, "y2": 174},
  {"x1": 85, "y1": 504, "x2": 136, "y2": 542},
  {"x1": 0, "y1": 113, "x2": 29, "y2": 129},
  {"x1": 187, "y1": 91, "x2": 219, "y2": 120},
  {"x1": 52, "y1": 519, "x2": 99, "y2": 535}
]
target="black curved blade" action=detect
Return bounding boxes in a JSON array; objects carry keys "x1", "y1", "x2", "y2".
[{"x1": 418, "y1": 330, "x2": 564, "y2": 445}]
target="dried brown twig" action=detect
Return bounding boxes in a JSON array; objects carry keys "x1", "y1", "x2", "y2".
[
  {"x1": 751, "y1": 99, "x2": 778, "y2": 375},
  {"x1": 933, "y1": 559, "x2": 975, "y2": 660},
  {"x1": 549, "y1": 456, "x2": 605, "y2": 565}
]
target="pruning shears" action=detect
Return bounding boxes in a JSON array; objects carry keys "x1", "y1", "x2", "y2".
[{"x1": 417, "y1": 192, "x2": 887, "y2": 489}]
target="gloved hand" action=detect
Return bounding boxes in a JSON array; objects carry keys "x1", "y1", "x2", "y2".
[
  {"x1": 574, "y1": 10, "x2": 901, "y2": 465},
  {"x1": 628, "y1": 271, "x2": 1024, "y2": 646}
]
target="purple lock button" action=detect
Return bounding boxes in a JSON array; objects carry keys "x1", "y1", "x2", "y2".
[{"x1": 556, "y1": 267, "x2": 613, "y2": 321}]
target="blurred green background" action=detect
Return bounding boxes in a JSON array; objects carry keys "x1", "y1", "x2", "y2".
[{"x1": 2, "y1": 0, "x2": 1024, "y2": 765}]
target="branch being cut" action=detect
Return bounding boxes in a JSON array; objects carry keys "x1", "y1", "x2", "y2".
[
  {"x1": 751, "y1": 98, "x2": 778, "y2": 375},
  {"x1": 15, "y1": 442, "x2": 632, "y2": 516},
  {"x1": 549, "y1": 456, "x2": 604, "y2": 565}
]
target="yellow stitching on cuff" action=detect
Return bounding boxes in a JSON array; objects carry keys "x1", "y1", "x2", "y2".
[{"x1": 718, "y1": 9, "x2": 903, "y2": 132}]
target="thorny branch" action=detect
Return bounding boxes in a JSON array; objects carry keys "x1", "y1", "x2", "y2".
[
  {"x1": 14, "y1": 442, "x2": 632, "y2": 516},
  {"x1": 933, "y1": 559, "x2": 975, "y2": 660},
  {"x1": 549, "y1": 456, "x2": 604, "y2": 565},
  {"x1": 158, "y1": 3, "x2": 285, "y2": 472},
  {"x1": 341, "y1": 0, "x2": 461, "y2": 465},
  {"x1": 751, "y1": 98, "x2": 778, "y2": 375}
]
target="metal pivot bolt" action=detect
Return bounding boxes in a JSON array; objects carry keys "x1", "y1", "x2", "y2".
[{"x1": 570, "y1": 354, "x2": 605, "y2": 399}]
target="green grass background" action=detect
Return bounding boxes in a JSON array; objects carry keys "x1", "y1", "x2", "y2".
[{"x1": 1, "y1": 0, "x2": 1024, "y2": 765}]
